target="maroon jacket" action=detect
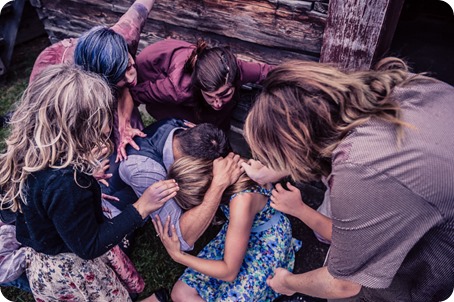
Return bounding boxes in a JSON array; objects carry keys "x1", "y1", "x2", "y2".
[{"x1": 131, "y1": 39, "x2": 273, "y2": 131}]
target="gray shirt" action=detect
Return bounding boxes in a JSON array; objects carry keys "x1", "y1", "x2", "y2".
[
  {"x1": 119, "y1": 128, "x2": 193, "y2": 251},
  {"x1": 326, "y1": 78, "x2": 454, "y2": 301}
]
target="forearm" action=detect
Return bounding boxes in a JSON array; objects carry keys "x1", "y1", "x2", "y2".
[
  {"x1": 179, "y1": 184, "x2": 226, "y2": 247},
  {"x1": 135, "y1": 0, "x2": 155, "y2": 11},
  {"x1": 285, "y1": 267, "x2": 361, "y2": 299},
  {"x1": 117, "y1": 89, "x2": 134, "y2": 131},
  {"x1": 112, "y1": 0, "x2": 154, "y2": 54},
  {"x1": 296, "y1": 205, "x2": 332, "y2": 241},
  {"x1": 175, "y1": 252, "x2": 236, "y2": 282}
]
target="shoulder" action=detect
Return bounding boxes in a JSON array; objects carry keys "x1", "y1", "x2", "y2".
[
  {"x1": 229, "y1": 187, "x2": 267, "y2": 213},
  {"x1": 30, "y1": 167, "x2": 95, "y2": 192}
]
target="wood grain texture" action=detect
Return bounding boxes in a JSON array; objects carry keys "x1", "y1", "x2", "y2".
[{"x1": 31, "y1": 0, "x2": 328, "y2": 64}]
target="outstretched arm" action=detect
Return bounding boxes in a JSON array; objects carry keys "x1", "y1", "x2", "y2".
[
  {"x1": 271, "y1": 182, "x2": 332, "y2": 242},
  {"x1": 267, "y1": 267, "x2": 361, "y2": 299},
  {"x1": 155, "y1": 192, "x2": 256, "y2": 281},
  {"x1": 111, "y1": 0, "x2": 156, "y2": 55},
  {"x1": 178, "y1": 153, "x2": 243, "y2": 248}
]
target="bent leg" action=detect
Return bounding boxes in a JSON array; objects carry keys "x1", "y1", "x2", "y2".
[{"x1": 171, "y1": 280, "x2": 204, "y2": 302}]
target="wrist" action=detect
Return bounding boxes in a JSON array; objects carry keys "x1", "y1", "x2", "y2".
[
  {"x1": 173, "y1": 250, "x2": 187, "y2": 263},
  {"x1": 296, "y1": 202, "x2": 309, "y2": 221},
  {"x1": 210, "y1": 178, "x2": 229, "y2": 191},
  {"x1": 133, "y1": 198, "x2": 149, "y2": 219}
]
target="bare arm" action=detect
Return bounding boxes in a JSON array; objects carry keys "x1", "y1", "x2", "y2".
[
  {"x1": 155, "y1": 193, "x2": 256, "y2": 282},
  {"x1": 271, "y1": 182, "x2": 332, "y2": 242},
  {"x1": 116, "y1": 88, "x2": 146, "y2": 162},
  {"x1": 267, "y1": 266, "x2": 361, "y2": 299},
  {"x1": 111, "y1": 0, "x2": 155, "y2": 55},
  {"x1": 178, "y1": 153, "x2": 243, "y2": 247}
]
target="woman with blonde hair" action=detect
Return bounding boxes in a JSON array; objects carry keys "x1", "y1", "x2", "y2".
[
  {"x1": 242, "y1": 58, "x2": 454, "y2": 301},
  {"x1": 0, "y1": 65, "x2": 178, "y2": 301},
  {"x1": 154, "y1": 156, "x2": 301, "y2": 302}
]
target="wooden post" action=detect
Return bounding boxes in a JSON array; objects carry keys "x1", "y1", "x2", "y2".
[
  {"x1": 0, "y1": 0, "x2": 26, "y2": 75},
  {"x1": 320, "y1": 0, "x2": 404, "y2": 70}
]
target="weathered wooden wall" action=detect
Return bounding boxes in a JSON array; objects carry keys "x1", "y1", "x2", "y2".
[
  {"x1": 30, "y1": 0, "x2": 329, "y2": 65},
  {"x1": 320, "y1": 0, "x2": 404, "y2": 70}
]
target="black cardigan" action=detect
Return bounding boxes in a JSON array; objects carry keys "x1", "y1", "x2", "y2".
[{"x1": 16, "y1": 167, "x2": 143, "y2": 259}]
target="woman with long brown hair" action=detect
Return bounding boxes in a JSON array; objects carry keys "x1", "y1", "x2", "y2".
[
  {"x1": 129, "y1": 38, "x2": 273, "y2": 131},
  {"x1": 154, "y1": 156, "x2": 300, "y2": 302},
  {"x1": 243, "y1": 58, "x2": 454, "y2": 301}
]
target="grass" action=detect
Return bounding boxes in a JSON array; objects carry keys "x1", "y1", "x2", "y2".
[{"x1": 0, "y1": 36, "x2": 222, "y2": 302}]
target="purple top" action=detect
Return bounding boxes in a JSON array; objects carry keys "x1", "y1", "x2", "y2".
[{"x1": 130, "y1": 39, "x2": 273, "y2": 130}]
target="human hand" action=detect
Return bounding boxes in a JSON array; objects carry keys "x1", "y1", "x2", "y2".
[
  {"x1": 270, "y1": 182, "x2": 306, "y2": 216},
  {"x1": 266, "y1": 268, "x2": 296, "y2": 296},
  {"x1": 134, "y1": 180, "x2": 179, "y2": 219},
  {"x1": 212, "y1": 153, "x2": 243, "y2": 189},
  {"x1": 152, "y1": 215, "x2": 183, "y2": 261},
  {"x1": 241, "y1": 159, "x2": 289, "y2": 186},
  {"x1": 183, "y1": 120, "x2": 196, "y2": 128},
  {"x1": 116, "y1": 124, "x2": 146, "y2": 162},
  {"x1": 101, "y1": 193, "x2": 120, "y2": 202},
  {"x1": 93, "y1": 159, "x2": 112, "y2": 187}
]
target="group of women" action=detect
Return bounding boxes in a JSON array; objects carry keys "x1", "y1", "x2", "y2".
[{"x1": 1, "y1": 0, "x2": 453, "y2": 301}]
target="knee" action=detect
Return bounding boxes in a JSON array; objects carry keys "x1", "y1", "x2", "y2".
[{"x1": 171, "y1": 281, "x2": 192, "y2": 302}]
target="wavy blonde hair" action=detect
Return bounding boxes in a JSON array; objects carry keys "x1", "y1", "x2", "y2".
[
  {"x1": 244, "y1": 57, "x2": 425, "y2": 183},
  {"x1": 167, "y1": 156, "x2": 256, "y2": 210},
  {"x1": 0, "y1": 64, "x2": 114, "y2": 212}
]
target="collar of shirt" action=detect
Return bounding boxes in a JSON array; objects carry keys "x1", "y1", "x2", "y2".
[{"x1": 162, "y1": 127, "x2": 184, "y2": 171}]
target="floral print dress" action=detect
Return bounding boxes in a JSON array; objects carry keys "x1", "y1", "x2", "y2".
[{"x1": 180, "y1": 186, "x2": 302, "y2": 301}]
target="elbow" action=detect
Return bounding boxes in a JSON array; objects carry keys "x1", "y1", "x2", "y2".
[
  {"x1": 336, "y1": 280, "x2": 361, "y2": 298},
  {"x1": 220, "y1": 275, "x2": 237, "y2": 283},
  {"x1": 220, "y1": 269, "x2": 240, "y2": 282}
]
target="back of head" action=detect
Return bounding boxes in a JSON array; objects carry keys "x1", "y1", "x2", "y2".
[
  {"x1": 0, "y1": 64, "x2": 114, "y2": 211},
  {"x1": 168, "y1": 156, "x2": 256, "y2": 210},
  {"x1": 75, "y1": 26, "x2": 129, "y2": 87},
  {"x1": 245, "y1": 58, "x2": 410, "y2": 182},
  {"x1": 168, "y1": 157, "x2": 213, "y2": 210},
  {"x1": 188, "y1": 39, "x2": 239, "y2": 92},
  {"x1": 175, "y1": 123, "x2": 231, "y2": 159}
]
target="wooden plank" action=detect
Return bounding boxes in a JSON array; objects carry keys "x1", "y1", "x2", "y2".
[
  {"x1": 41, "y1": 6, "x2": 319, "y2": 65},
  {"x1": 34, "y1": 0, "x2": 327, "y2": 56},
  {"x1": 320, "y1": 0, "x2": 404, "y2": 70}
]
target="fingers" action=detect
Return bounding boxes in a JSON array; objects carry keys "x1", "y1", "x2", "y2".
[
  {"x1": 135, "y1": 130, "x2": 146, "y2": 138},
  {"x1": 129, "y1": 139, "x2": 140, "y2": 151},
  {"x1": 99, "y1": 179, "x2": 109, "y2": 187},
  {"x1": 287, "y1": 182, "x2": 298, "y2": 192},
  {"x1": 163, "y1": 215, "x2": 171, "y2": 238},
  {"x1": 116, "y1": 144, "x2": 128, "y2": 162},
  {"x1": 274, "y1": 183, "x2": 283, "y2": 192},
  {"x1": 152, "y1": 215, "x2": 163, "y2": 236},
  {"x1": 183, "y1": 120, "x2": 196, "y2": 128},
  {"x1": 149, "y1": 180, "x2": 179, "y2": 203},
  {"x1": 101, "y1": 193, "x2": 120, "y2": 202}
]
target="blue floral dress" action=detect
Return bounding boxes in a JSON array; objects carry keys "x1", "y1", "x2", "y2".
[{"x1": 180, "y1": 186, "x2": 302, "y2": 301}]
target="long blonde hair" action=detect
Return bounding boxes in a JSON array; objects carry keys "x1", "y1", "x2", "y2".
[
  {"x1": 167, "y1": 156, "x2": 256, "y2": 210},
  {"x1": 245, "y1": 57, "x2": 423, "y2": 183},
  {"x1": 0, "y1": 64, "x2": 114, "y2": 212}
]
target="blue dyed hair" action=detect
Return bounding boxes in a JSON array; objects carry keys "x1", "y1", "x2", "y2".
[{"x1": 74, "y1": 26, "x2": 129, "y2": 86}]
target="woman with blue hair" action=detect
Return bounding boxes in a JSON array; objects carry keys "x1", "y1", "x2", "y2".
[{"x1": 29, "y1": 0, "x2": 155, "y2": 159}]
